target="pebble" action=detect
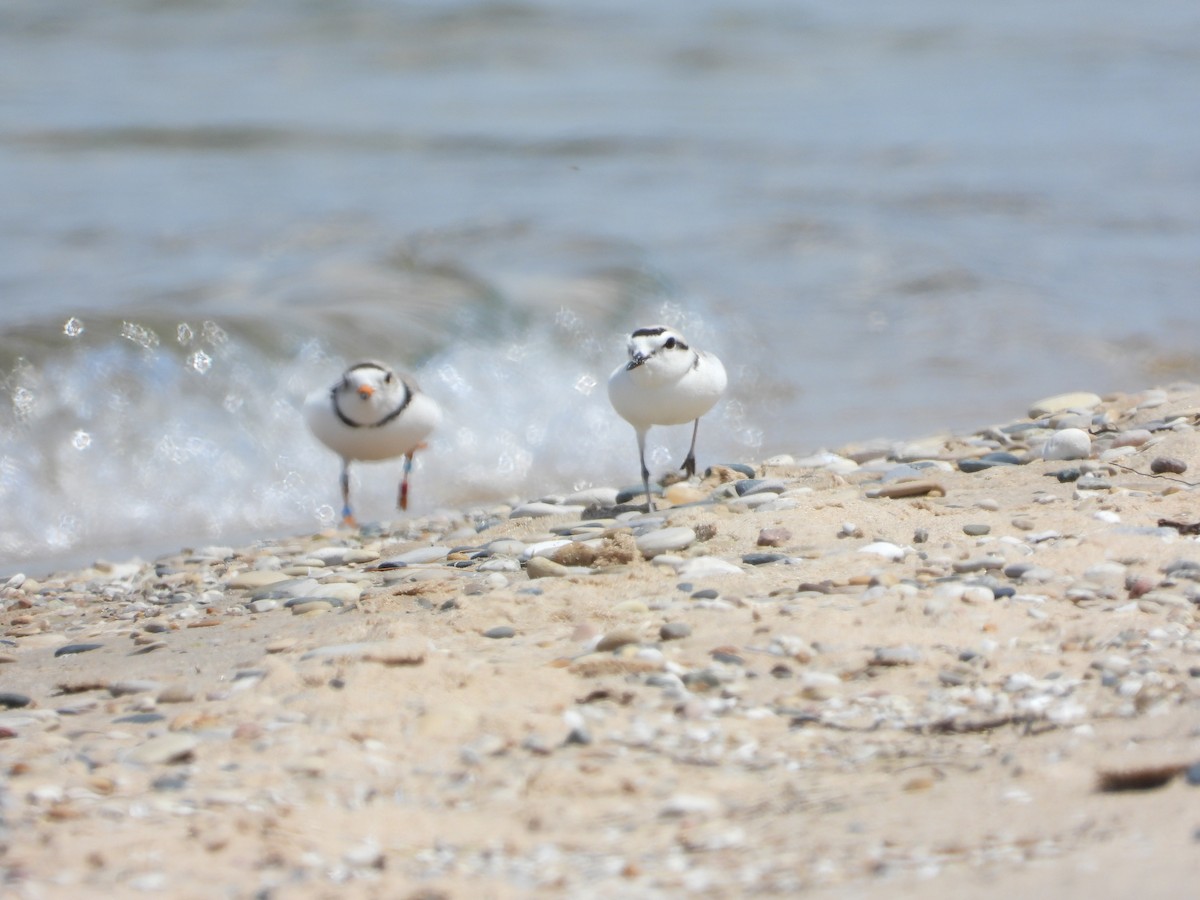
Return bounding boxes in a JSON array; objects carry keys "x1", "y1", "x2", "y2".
[
  {"x1": 526, "y1": 557, "x2": 573, "y2": 579},
  {"x1": 126, "y1": 733, "x2": 199, "y2": 766},
  {"x1": 380, "y1": 546, "x2": 451, "y2": 566},
  {"x1": 0, "y1": 692, "x2": 31, "y2": 708},
  {"x1": 953, "y1": 557, "x2": 1005, "y2": 574},
  {"x1": 510, "y1": 502, "x2": 586, "y2": 519},
  {"x1": 1151, "y1": 456, "x2": 1188, "y2": 475},
  {"x1": 596, "y1": 630, "x2": 641, "y2": 652},
  {"x1": 483, "y1": 626, "x2": 516, "y2": 639},
  {"x1": 742, "y1": 553, "x2": 787, "y2": 566},
  {"x1": 224, "y1": 570, "x2": 289, "y2": 590},
  {"x1": 963, "y1": 523, "x2": 991, "y2": 536},
  {"x1": 872, "y1": 646, "x2": 922, "y2": 666},
  {"x1": 54, "y1": 643, "x2": 103, "y2": 657},
  {"x1": 959, "y1": 452, "x2": 1022, "y2": 472},
  {"x1": 309, "y1": 547, "x2": 379, "y2": 566},
  {"x1": 858, "y1": 542, "x2": 907, "y2": 561},
  {"x1": 1028, "y1": 391, "x2": 1102, "y2": 418},
  {"x1": 1041, "y1": 428, "x2": 1092, "y2": 461},
  {"x1": 757, "y1": 527, "x2": 792, "y2": 547},
  {"x1": 636, "y1": 527, "x2": 697, "y2": 559},
  {"x1": 674, "y1": 558, "x2": 743, "y2": 578},
  {"x1": 660, "y1": 622, "x2": 692, "y2": 641},
  {"x1": 870, "y1": 480, "x2": 946, "y2": 499}
]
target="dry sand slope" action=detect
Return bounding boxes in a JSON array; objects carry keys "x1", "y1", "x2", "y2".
[{"x1": 3, "y1": 385, "x2": 1200, "y2": 897}]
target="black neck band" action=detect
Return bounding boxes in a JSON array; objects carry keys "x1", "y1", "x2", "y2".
[{"x1": 332, "y1": 379, "x2": 415, "y2": 429}]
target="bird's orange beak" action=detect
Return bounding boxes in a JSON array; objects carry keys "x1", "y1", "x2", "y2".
[{"x1": 357, "y1": 385, "x2": 375, "y2": 399}]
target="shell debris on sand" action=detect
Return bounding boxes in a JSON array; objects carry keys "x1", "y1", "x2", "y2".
[{"x1": 2, "y1": 385, "x2": 1200, "y2": 896}]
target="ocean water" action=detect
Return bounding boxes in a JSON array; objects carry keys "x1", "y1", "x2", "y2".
[{"x1": 2, "y1": 1, "x2": 1198, "y2": 572}]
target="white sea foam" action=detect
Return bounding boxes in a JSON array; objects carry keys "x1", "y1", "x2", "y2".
[{"x1": 0, "y1": 305, "x2": 762, "y2": 570}]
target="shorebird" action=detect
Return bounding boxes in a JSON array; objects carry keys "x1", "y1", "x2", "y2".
[
  {"x1": 607, "y1": 325, "x2": 727, "y2": 511},
  {"x1": 304, "y1": 361, "x2": 441, "y2": 525}
]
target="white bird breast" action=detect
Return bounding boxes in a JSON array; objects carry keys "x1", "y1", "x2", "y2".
[
  {"x1": 607, "y1": 351, "x2": 727, "y2": 429},
  {"x1": 304, "y1": 389, "x2": 441, "y2": 462}
]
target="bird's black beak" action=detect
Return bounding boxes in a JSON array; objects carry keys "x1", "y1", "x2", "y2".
[{"x1": 626, "y1": 353, "x2": 647, "y2": 370}]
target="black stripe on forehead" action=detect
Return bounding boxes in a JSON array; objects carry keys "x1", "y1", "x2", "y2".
[
  {"x1": 631, "y1": 327, "x2": 668, "y2": 338},
  {"x1": 346, "y1": 361, "x2": 390, "y2": 374}
]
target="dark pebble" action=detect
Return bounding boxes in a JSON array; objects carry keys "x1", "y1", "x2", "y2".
[
  {"x1": 959, "y1": 452, "x2": 1022, "y2": 473},
  {"x1": 690, "y1": 588, "x2": 718, "y2": 599},
  {"x1": 1187, "y1": 762, "x2": 1200, "y2": 786},
  {"x1": 113, "y1": 713, "x2": 167, "y2": 724},
  {"x1": 1151, "y1": 456, "x2": 1188, "y2": 475},
  {"x1": 742, "y1": 553, "x2": 786, "y2": 566},
  {"x1": 770, "y1": 664, "x2": 792, "y2": 678},
  {"x1": 143, "y1": 622, "x2": 170, "y2": 634},
  {"x1": 54, "y1": 643, "x2": 103, "y2": 658},
  {"x1": 993, "y1": 586, "x2": 1016, "y2": 599},
  {"x1": 564, "y1": 727, "x2": 592, "y2": 746},
  {"x1": 707, "y1": 462, "x2": 756, "y2": 479},
  {"x1": 582, "y1": 503, "x2": 652, "y2": 518},
  {"x1": 1003, "y1": 562, "x2": 1034, "y2": 579},
  {"x1": 483, "y1": 626, "x2": 516, "y2": 639},
  {"x1": 797, "y1": 581, "x2": 834, "y2": 594},
  {"x1": 913, "y1": 528, "x2": 929, "y2": 544},
  {"x1": 682, "y1": 670, "x2": 722, "y2": 690},
  {"x1": 660, "y1": 622, "x2": 692, "y2": 641},
  {"x1": 962, "y1": 524, "x2": 991, "y2": 536},
  {"x1": 152, "y1": 773, "x2": 190, "y2": 792},
  {"x1": 734, "y1": 479, "x2": 765, "y2": 496},
  {"x1": 676, "y1": 582, "x2": 695, "y2": 593},
  {"x1": 1051, "y1": 468, "x2": 1082, "y2": 483},
  {"x1": 615, "y1": 484, "x2": 661, "y2": 504},
  {"x1": 439, "y1": 599, "x2": 460, "y2": 611},
  {"x1": 712, "y1": 651, "x2": 744, "y2": 665},
  {"x1": 0, "y1": 692, "x2": 31, "y2": 709},
  {"x1": 373, "y1": 560, "x2": 408, "y2": 570}
]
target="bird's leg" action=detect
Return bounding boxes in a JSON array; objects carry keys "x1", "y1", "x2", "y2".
[
  {"x1": 680, "y1": 418, "x2": 700, "y2": 478},
  {"x1": 340, "y1": 461, "x2": 357, "y2": 527},
  {"x1": 398, "y1": 451, "x2": 415, "y2": 512},
  {"x1": 638, "y1": 429, "x2": 655, "y2": 512}
]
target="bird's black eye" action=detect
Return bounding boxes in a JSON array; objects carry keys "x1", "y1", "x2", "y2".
[
  {"x1": 384, "y1": 372, "x2": 394, "y2": 384},
  {"x1": 664, "y1": 337, "x2": 676, "y2": 349}
]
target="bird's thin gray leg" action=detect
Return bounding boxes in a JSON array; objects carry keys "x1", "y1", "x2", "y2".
[
  {"x1": 681, "y1": 418, "x2": 700, "y2": 477},
  {"x1": 638, "y1": 428, "x2": 655, "y2": 512}
]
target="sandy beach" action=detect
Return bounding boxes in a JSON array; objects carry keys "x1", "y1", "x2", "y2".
[{"x1": 3, "y1": 384, "x2": 1200, "y2": 898}]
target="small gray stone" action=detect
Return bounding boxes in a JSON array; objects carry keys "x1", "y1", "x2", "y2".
[
  {"x1": 379, "y1": 546, "x2": 451, "y2": 566},
  {"x1": 483, "y1": 626, "x2": 516, "y2": 639},
  {"x1": 636, "y1": 527, "x2": 697, "y2": 559},
  {"x1": 962, "y1": 523, "x2": 991, "y2": 536},
  {"x1": 660, "y1": 622, "x2": 692, "y2": 641},
  {"x1": 54, "y1": 642, "x2": 103, "y2": 658},
  {"x1": 952, "y1": 557, "x2": 1005, "y2": 574},
  {"x1": 872, "y1": 646, "x2": 922, "y2": 666}
]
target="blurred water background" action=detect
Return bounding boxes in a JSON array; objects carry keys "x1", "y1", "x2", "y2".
[{"x1": 2, "y1": 0, "x2": 1198, "y2": 572}]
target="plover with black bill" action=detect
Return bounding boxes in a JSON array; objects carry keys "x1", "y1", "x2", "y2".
[
  {"x1": 607, "y1": 325, "x2": 727, "y2": 511},
  {"x1": 304, "y1": 361, "x2": 441, "y2": 526}
]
